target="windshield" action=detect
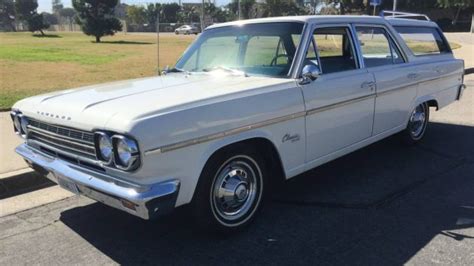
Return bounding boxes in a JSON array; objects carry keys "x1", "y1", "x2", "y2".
[{"x1": 175, "y1": 22, "x2": 304, "y2": 77}]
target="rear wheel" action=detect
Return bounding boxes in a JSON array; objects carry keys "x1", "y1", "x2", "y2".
[
  {"x1": 192, "y1": 147, "x2": 266, "y2": 233},
  {"x1": 401, "y1": 102, "x2": 430, "y2": 144}
]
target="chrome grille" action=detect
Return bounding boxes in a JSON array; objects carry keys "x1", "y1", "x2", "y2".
[{"x1": 27, "y1": 119, "x2": 97, "y2": 159}]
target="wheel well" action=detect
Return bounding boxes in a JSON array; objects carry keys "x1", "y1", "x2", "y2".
[
  {"x1": 426, "y1": 99, "x2": 439, "y2": 110},
  {"x1": 207, "y1": 138, "x2": 286, "y2": 184}
]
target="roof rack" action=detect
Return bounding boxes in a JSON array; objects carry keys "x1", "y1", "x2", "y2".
[{"x1": 379, "y1": 10, "x2": 430, "y2": 21}]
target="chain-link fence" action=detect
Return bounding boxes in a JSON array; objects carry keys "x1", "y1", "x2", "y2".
[{"x1": 125, "y1": 22, "x2": 201, "y2": 33}]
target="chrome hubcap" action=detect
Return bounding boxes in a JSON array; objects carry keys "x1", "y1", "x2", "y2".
[
  {"x1": 211, "y1": 158, "x2": 259, "y2": 223},
  {"x1": 409, "y1": 104, "x2": 427, "y2": 138}
]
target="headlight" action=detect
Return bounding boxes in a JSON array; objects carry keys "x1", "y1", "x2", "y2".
[
  {"x1": 11, "y1": 111, "x2": 27, "y2": 138},
  {"x1": 95, "y1": 132, "x2": 113, "y2": 163},
  {"x1": 113, "y1": 135, "x2": 140, "y2": 171},
  {"x1": 94, "y1": 132, "x2": 140, "y2": 171},
  {"x1": 13, "y1": 115, "x2": 21, "y2": 134},
  {"x1": 20, "y1": 115, "x2": 28, "y2": 136}
]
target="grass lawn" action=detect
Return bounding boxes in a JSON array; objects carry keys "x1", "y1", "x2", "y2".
[
  {"x1": 0, "y1": 31, "x2": 462, "y2": 110},
  {"x1": 0, "y1": 32, "x2": 196, "y2": 109}
]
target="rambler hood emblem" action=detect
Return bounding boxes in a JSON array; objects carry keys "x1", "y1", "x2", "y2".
[{"x1": 37, "y1": 111, "x2": 72, "y2": 121}]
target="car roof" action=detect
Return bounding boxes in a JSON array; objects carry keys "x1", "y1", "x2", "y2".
[{"x1": 206, "y1": 15, "x2": 438, "y2": 30}]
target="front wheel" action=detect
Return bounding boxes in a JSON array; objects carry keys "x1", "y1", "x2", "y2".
[
  {"x1": 401, "y1": 102, "x2": 430, "y2": 144},
  {"x1": 192, "y1": 147, "x2": 266, "y2": 233}
]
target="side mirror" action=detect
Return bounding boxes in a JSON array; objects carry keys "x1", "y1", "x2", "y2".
[
  {"x1": 300, "y1": 64, "x2": 321, "y2": 85},
  {"x1": 161, "y1": 65, "x2": 170, "y2": 76}
]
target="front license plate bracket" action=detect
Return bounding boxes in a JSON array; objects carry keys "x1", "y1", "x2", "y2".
[{"x1": 57, "y1": 175, "x2": 79, "y2": 194}]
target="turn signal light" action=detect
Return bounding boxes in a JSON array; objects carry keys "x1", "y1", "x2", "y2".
[{"x1": 120, "y1": 199, "x2": 137, "y2": 211}]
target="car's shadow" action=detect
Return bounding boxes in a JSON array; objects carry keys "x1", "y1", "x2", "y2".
[{"x1": 60, "y1": 122, "x2": 474, "y2": 265}]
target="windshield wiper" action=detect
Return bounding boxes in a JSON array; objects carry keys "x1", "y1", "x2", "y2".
[
  {"x1": 202, "y1": 66, "x2": 248, "y2": 77},
  {"x1": 167, "y1": 67, "x2": 187, "y2": 73}
]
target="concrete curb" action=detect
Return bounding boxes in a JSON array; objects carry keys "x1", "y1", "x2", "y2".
[
  {"x1": 0, "y1": 168, "x2": 55, "y2": 200},
  {"x1": 0, "y1": 168, "x2": 31, "y2": 179},
  {"x1": 0, "y1": 186, "x2": 74, "y2": 218},
  {"x1": 0, "y1": 168, "x2": 75, "y2": 218}
]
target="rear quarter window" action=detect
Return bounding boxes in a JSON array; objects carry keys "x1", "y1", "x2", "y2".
[{"x1": 394, "y1": 26, "x2": 451, "y2": 56}]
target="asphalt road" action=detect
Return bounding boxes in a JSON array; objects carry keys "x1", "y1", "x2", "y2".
[{"x1": 0, "y1": 80, "x2": 473, "y2": 265}]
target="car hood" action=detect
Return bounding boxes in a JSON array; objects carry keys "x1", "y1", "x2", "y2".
[{"x1": 14, "y1": 73, "x2": 293, "y2": 132}]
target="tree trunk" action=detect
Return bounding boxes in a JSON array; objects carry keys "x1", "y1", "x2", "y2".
[
  {"x1": 95, "y1": 35, "x2": 101, "y2": 43},
  {"x1": 453, "y1": 6, "x2": 462, "y2": 25},
  {"x1": 39, "y1": 29, "x2": 45, "y2": 36}
]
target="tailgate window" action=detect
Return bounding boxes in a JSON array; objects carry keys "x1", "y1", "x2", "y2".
[{"x1": 394, "y1": 26, "x2": 451, "y2": 56}]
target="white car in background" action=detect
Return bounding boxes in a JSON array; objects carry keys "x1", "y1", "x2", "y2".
[
  {"x1": 175, "y1": 25, "x2": 199, "y2": 35},
  {"x1": 11, "y1": 15, "x2": 465, "y2": 233}
]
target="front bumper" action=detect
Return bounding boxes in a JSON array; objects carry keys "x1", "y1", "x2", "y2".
[{"x1": 16, "y1": 143, "x2": 179, "y2": 220}]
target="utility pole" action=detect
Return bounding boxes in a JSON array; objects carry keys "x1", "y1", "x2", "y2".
[
  {"x1": 201, "y1": 0, "x2": 205, "y2": 32},
  {"x1": 393, "y1": 0, "x2": 397, "y2": 11},
  {"x1": 238, "y1": 0, "x2": 241, "y2": 20},
  {"x1": 156, "y1": 11, "x2": 160, "y2": 74}
]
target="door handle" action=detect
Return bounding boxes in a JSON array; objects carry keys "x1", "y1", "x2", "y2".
[
  {"x1": 407, "y1": 73, "x2": 419, "y2": 80},
  {"x1": 361, "y1": 81, "x2": 376, "y2": 91}
]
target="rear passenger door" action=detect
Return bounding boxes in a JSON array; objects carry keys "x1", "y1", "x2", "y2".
[{"x1": 354, "y1": 25, "x2": 420, "y2": 135}]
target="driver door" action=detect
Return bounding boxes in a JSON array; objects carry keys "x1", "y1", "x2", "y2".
[{"x1": 299, "y1": 25, "x2": 376, "y2": 165}]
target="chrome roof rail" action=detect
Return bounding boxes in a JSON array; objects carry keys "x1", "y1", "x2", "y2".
[{"x1": 379, "y1": 10, "x2": 430, "y2": 21}]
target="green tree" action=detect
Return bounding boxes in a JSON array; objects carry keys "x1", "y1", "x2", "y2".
[
  {"x1": 73, "y1": 0, "x2": 122, "y2": 43},
  {"x1": 42, "y1": 11, "x2": 58, "y2": 25},
  {"x1": 437, "y1": 0, "x2": 473, "y2": 8},
  {"x1": 15, "y1": 0, "x2": 49, "y2": 35},
  {"x1": 198, "y1": 3, "x2": 229, "y2": 23},
  {"x1": 0, "y1": 0, "x2": 16, "y2": 31},
  {"x1": 438, "y1": 0, "x2": 474, "y2": 24},
  {"x1": 52, "y1": 0, "x2": 63, "y2": 14},
  {"x1": 144, "y1": 3, "x2": 161, "y2": 26},
  {"x1": 207, "y1": 4, "x2": 229, "y2": 23},
  {"x1": 161, "y1": 3, "x2": 180, "y2": 23},
  {"x1": 227, "y1": 0, "x2": 256, "y2": 19},
  {"x1": 126, "y1": 5, "x2": 146, "y2": 25},
  {"x1": 262, "y1": 0, "x2": 302, "y2": 17},
  {"x1": 59, "y1": 7, "x2": 76, "y2": 19},
  {"x1": 179, "y1": 4, "x2": 199, "y2": 23}
]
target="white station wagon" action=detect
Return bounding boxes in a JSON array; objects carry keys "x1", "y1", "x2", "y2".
[{"x1": 11, "y1": 15, "x2": 465, "y2": 232}]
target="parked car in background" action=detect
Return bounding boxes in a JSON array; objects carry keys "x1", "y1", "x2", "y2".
[
  {"x1": 175, "y1": 25, "x2": 199, "y2": 35},
  {"x1": 11, "y1": 15, "x2": 465, "y2": 233}
]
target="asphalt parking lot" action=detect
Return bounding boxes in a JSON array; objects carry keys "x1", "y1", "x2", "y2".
[{"x1": 0, "y1": 76, "x2": 473, "y2": 265}]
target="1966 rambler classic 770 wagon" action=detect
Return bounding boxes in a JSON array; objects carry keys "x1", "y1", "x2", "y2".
[{"x1": 11, "y1": 15, "x2": 465, "y2": 232}]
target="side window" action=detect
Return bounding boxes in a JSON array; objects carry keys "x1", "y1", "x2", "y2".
[
  {"x1": 394, "y1": 26, "x2": 451, "y2": 56},
  {"x1": 304, "y1": 27, "x2": 358, "y2": 74},
  {"x1": 355, "y1": 27, "x2": 404, "y2": 68}
]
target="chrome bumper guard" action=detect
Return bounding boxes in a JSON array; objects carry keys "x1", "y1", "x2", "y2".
[
  {"x1": 457, "y1": 84, "x2": 466, "y2": 100},
  {"x1": 16, "y1": 143, "x2": 179, "y2": 220}
]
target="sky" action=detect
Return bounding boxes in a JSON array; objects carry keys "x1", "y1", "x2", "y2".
[{"x1": 37, "y1": 0, "x2": 232, "y2": 13}]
